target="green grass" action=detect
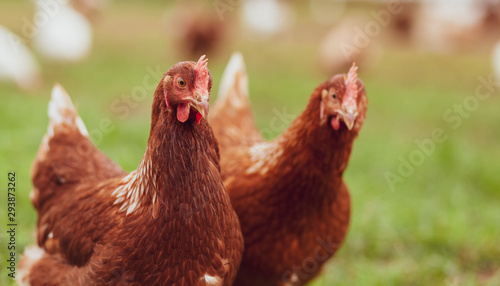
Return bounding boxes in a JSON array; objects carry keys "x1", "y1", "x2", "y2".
[{"x1": 1, "y1": 1, "x2": 500, "y2": 285}]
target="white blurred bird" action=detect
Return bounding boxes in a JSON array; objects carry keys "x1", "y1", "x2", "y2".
[
  {"x1": 412, "y1": 0, "x2": 485, "y2": 53},
  {"x1": 33, "y1": 0, "x2": 93, "y2": 62},
  {"x1": 0, "y1": 26, "x2": 41, "y2": 91},
  {"x1": 493, "y1": 40, "x2": 500, "y2": 81},
  {"x1": 241, "y1": 0, "x2": 294, "y2": 39}
]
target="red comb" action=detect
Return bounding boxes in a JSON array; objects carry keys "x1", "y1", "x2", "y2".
[
  {"x1": 194, "y1": 55, "x2": 209, "y2": 97},
  {"x1": 344, "y1": 63, "x2": 358, "y2": 109},
  {"x1": 195, "y1": 55, "x2": 208, "y2": 72}
]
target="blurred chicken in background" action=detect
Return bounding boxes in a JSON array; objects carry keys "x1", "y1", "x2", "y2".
[
  {"x1": 0, "y1": 0, "x2": 105, "y2": 91},
  {"x1": 33, "y1": 0, "x2": 93, "y2": 63},
  {"x1": 316, "y1": 0, "x2": 500, "y2": 76},
  {"x1": 0, "y1": 26, "x2": 41, "y2": 91},
  {"x1": 318, "y1": 16, "x2": 381, "y2": 74},
  {"x1": 412, "y1": 0, "x2": 487, "y2": 54},
  {"x1": 388, "y1": 1, "x2": 417, "y2": 42},
  {"x1": 241, "y1": 0, "x2": 295, "y2": 39},
  {"x1": 481, "y1": 0, "x2": 500, "y2": 31},
  {"x1": 165, "y1": 2, "x2": 230, "y2": 59}
]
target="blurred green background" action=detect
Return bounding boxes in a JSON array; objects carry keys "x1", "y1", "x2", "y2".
[{"x1": 1, "y1": 0, "x2": 499, "y2": 285}]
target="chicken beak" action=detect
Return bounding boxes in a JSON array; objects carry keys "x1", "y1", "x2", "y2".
[
  {"x1": 342, "y1": 112, "x2": 356, "y2": 130},
  {"x1": 339, "y1": 108, "x2": 357, "y2": 131},
  {"x1": 188, "y1": 97, "x2": 209, "y2": 120}
]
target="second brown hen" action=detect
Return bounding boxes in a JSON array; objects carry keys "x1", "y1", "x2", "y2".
[{"x1": 210, "y1": 53, "x2": 368, "y2": 286}]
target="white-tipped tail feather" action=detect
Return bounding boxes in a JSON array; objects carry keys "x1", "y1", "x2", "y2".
[
  {"x1": 214, "y1": 52, "x2": 249, "y2": 110},
  {"x1": 210, "y1": 52, "x2": 264, "y2": 149},
  {"x1": 17, "y1": 246, "x2": 46, "y2": 286},
  {"x1": 48, "y1": 84, "x2": 89, "y2": 138}
]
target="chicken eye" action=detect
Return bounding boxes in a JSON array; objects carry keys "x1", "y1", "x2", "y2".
[
  {"x1": 177, "y1": 77, "x2": 186, "y2": 88},
  {"x1": 332, "y1": 92, "x2": 337, "y2": 99}
]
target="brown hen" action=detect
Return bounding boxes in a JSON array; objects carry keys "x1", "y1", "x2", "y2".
[
  {"x1": 210, "y1": 53, "x2": 368, "y2": 286},
  {"x1": 19, "y1": 56, "x2": 243, "y2": 286}
]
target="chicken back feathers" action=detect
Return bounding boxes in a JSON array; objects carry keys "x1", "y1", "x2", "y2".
[
  {"x1": 210, "y1": 55, "x2": 367, "y2": 286},
  {"x1": 210, "y1": 52, "x2": 263, "y2": 152},
  {"x1": 20, "y1": 58, "x2": 244, "y2": 286}
]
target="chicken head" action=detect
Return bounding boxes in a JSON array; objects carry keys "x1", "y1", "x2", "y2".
[
  {"x1": 319, "y1": 63, "x2": 366, "y2": 132},
  {"x1": 161, "y1": 55, "x2": 213, "y2": 124}
]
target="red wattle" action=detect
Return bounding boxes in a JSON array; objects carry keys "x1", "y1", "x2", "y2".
[
  {"x1": 177, "y1": 103, "x2": 190, "y2": 123},
  {"x1": 331, "y1": 117, "x2": 340, "y2": 131},
  {"x1": 196, "y1": 112, "x2": 203, "y2": 124}
]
